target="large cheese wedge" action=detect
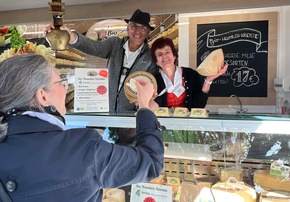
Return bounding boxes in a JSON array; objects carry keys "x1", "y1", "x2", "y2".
[
  {"x1": 260, "y1": 190, "x2": 290, "y2": 202},
  {"x1": 196, "y1": 48, "x2": 224, "y2": 76},
  {"x1": 254, "y1": 170, "x2": 290, "y2": 192}
]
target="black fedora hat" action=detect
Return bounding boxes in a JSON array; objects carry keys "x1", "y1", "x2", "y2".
[{"x1": 125, "y1": 9, "x2": 154, "y2": 31}]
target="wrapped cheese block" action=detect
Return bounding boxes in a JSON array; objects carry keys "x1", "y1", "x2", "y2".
[
  {"x1": 212, "y1": 182, "x2": 257, "y2": 202},
  {"x1": 254, "y1": 170, "x2": 290, "y2": 192},
  {"x1": 189, "y1": 108, "x2": 208, "y2": 118},
  {"x1": 173, "y1": 107, "x2": 188, "y2": 117},
  {"x1": 155, "y1": 107, "x2": 170, "y2": 117},
  {"x1": 260, "y1": 190, "x2": 290, "y2": 202},
  {"x1": 196, "y1": 48, "x2": 224, "y2": 76}
]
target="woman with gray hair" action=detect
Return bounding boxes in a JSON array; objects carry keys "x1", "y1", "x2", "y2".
[{"x1": 0, "y1": 54, "x2": 164, "y2": 202}]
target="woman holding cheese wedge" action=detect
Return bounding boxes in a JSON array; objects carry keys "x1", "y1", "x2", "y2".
[{"x1": 151, "y1": 37, "x2": 228, "y2": 109}]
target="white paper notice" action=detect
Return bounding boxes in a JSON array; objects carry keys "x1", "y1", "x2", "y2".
[
  {"x1": 130, "y1": 183, "x2": 172, "y2": 202},
  {"x1": 74, "y1": 68, "x2": 109, "y2": 112}
]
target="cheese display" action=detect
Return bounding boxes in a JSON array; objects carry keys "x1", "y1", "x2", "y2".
[
  {"x1": 260, "y1": 190, "x2": 290, "y2": 202},
  {"x1": 196, "y1": 48, "x2": 224, "y2": 76},
  {"x1": 124, "y1": 71, "x2": 157, "y2": 103},
  {"x1": 189, "y1": 108, "x2": 208, "y2": 117},
  {"x1": 154, "y1": 107, "x2": 170, "y2": 116},
  {"x1": 173, "y1": 107, "x2": 188, "y2": 117},
  {"x1": 254, "y1": 170, "x2": 290, "y2": 192}
]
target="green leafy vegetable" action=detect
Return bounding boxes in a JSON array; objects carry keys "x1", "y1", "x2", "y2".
[{"x1": 10, "y1": 29, "x2": 26, "y2": 49}]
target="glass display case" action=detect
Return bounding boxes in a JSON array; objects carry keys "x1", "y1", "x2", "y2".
[{"x1": 65, "y1": 112, "x2": 290, "y2": 187}]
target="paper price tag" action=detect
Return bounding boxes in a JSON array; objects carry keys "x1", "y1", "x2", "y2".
[{"x1": 130, "y1": 183, "x2": 172, "y2": 202}]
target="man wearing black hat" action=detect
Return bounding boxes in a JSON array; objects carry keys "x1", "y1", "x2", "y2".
[{"x1": 45, "y1": 9, "x2": 158, "y2": 143}]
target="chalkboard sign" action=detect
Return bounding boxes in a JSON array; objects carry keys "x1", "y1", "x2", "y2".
[
  {"x1": 197, "y1": 20, "x2": 269, "y2": 97},
  {"x1": 189, "y1": 12, "x2": 278, "y2": 105}
]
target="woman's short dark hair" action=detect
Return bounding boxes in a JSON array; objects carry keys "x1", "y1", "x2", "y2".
[{"x1": 151, "y1": 37, "x2": 178, "y2": 64}]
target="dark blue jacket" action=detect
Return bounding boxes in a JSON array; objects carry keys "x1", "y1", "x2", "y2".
[{"x1": 0, "y1": 110, "x2": 164, "y2": 202}]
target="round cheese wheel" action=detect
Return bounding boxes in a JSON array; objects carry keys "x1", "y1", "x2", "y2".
[{"x1": 124, "y1": 71, "x2": 157, "y2": 103}]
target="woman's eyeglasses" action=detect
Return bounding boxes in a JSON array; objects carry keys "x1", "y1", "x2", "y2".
[{"x1": 54, "y1": 78, "x2": 68, "y2": 90}]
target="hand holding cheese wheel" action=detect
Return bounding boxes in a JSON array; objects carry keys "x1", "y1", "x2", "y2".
[
  {"x1": 196, "y1": 48, "x2": 224, "y2": 76},
  {"x1": 124, "y1": 71, "x2": 157, "y2": 103}
]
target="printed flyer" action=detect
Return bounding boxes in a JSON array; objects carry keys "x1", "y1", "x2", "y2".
[
  {"x1": 130, "y1": 183, "x2": 172, "y2": 202},
  {"x1": 74, "y1": 68, "x2": 109, "y2": 112}
]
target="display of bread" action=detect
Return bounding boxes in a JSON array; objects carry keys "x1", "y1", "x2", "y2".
[
  {"x1": 212, "y1": 182, "x2": 257, "y2": 202},
  {"x1": 173, "y1": 107, "x2": 188, "y2": 117},
  {"x1": 155, "y1": 107, "x2": 170, "y2": 116},
  {"x1": 254, "y1": 170, "x2": 290, "y2": 192},
  {"x1": 189, "y1": 108, "x2": 208, "y2": 117},
  {"x1": 124, "y1": 71, "x2": 157, "y2": 103},
  {"x1": 196, "y1": 48, "x2": 224, "y2": 76}
]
